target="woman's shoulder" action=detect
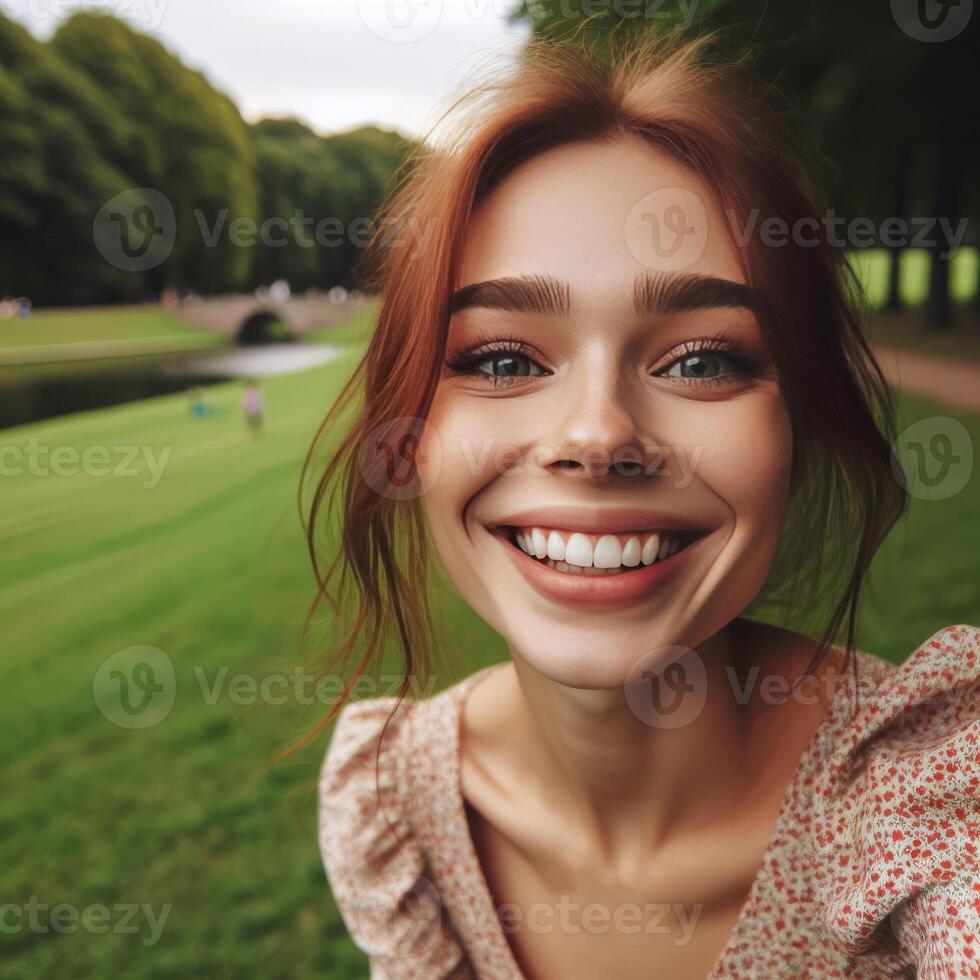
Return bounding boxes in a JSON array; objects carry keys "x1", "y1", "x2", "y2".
[
  {"x1": 318, "y1": 666, "x2": 499, "y2": 799},
  {"x1": 812, "y1": 624, "x2": 980, "y2": 969},
  {"x1": 317, "y1": 671, "x2": 477, "y2": 850},
  {"x1": 830, "y1": 623, "x2": 980, "y2": 772},
  {"x1": 316, "y1": 670, "x2": 495, "y2": 975}
]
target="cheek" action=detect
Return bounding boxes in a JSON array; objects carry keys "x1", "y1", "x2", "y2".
[
  {"x1": 418, "y1": 390, "x2": 501, "y2": 553},
  {"x1": 670, "y1": 391, "x2": 793, "y2": 538}
]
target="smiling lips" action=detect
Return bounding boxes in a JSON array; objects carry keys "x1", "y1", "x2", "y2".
[{"x1": 490, "y1": 509, "x2": 706, "y2": 609}]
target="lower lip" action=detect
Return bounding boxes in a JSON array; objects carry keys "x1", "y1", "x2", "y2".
[{"x1": 493, "y1": 530, "x2": 698, "y2": 610}]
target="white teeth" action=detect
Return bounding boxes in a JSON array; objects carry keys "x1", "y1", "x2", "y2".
[
  {"x1": 593, "y1": 534, "x2": 623, "y2": 569},
  {"x1": 510, "y1": 525, "x2": 689, "y2": 572},
  {"x1": 531, "y1": 527, "x2": 549, "y2": 559},
  {"x1": 641, "y1": 533, "x2": 660, "y2": 565},
  {"x1": 621, "y1": 536, "x2": 641, "y2": 567},
  {"x1": 546, "y1": 530, "x2": 566, "y2": 561},
  {"x1": 564, "y1": 533, "x2": 594, "y2": 567}
]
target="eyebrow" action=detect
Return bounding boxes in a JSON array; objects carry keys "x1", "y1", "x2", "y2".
[{"x1": 448, "y1": 272, "x2": 756, "y2": 317}]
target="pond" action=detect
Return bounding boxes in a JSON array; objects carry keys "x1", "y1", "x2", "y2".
[{"x1": 0, "y1": 342, "x2": 343, "y2": 430}]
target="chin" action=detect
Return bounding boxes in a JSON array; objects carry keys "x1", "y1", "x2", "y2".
[{"x1": 485, "y1": 599, "x2": 704, "y2": 690}]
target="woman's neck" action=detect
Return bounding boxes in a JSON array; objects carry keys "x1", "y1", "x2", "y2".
[{"x1": 482, "y1": 618, "x2": 840, "y2": 877}]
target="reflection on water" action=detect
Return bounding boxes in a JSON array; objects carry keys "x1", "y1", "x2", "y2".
[
  {"x1": 0, "y1": 343, "x2": 343, "y2": 430},
  {"x1": 166, "y1": 344, "x2": 341, "y2": 379}
]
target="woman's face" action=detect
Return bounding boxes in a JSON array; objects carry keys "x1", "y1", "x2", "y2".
[{"x1": 418, "y1": 135, "x2": 793, "y2": 688}]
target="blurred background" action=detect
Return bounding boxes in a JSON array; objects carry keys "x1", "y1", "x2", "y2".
[{"x1": 1, "y1": 1, "x2": 978, "y2": 976}]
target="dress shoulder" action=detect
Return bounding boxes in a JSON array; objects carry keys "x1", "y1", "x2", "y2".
[
  {"x1": 815, "y1": 624, "x2": 980, "y2": 975},
  {"x1": 317, "y1": 694, "x2": 470, "y2": 978}
]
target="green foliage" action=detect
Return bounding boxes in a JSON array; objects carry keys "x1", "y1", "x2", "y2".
[
  {"x1": 0, "y1": 12, "x2": 410, "y2": 306},
  {"x1": 249, "y1": 120, "x2": 411, "y2": 292},
  {"x1": 52, "y1": 13, "x2": 259, "y2": 297},
  {"x1": 509, "y1": 0, "x2": 980, "y2": 328},
  {"x1": 0, "y1": 15, "x2": 136, "y2": 304},
  {"x1": 507, "y1": 0, "x2": 728, "y2": 47}
]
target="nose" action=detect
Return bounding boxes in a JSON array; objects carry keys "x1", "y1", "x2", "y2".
[{"x1": 539, "y1": 368, "x2": 656, "y2": 479}]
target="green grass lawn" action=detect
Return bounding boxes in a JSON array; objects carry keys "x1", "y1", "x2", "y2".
[
  {"x1": 0, "y1": 306, "x2": 221, "y2": 350},
  {"x1": 1, "y1": 307, "x2": 978, "y2": 978},
  {"x1": 303, "y1": 298, "x2": 377, "y2": 348},
  {"x1": 848, "y1": 246, "x2": 978, "y2": 310},
  {"x1": 852, "y1": 247, "x2": 980, "y2": 361},
  {"x1": 0, "y1": 300, "x2": 377, "y2": 356},
  {"x1": 0, "y1": 328, "x2": 504, "y2": 979}
]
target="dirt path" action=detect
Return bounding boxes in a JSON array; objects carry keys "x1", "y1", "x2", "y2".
[{"x1": 872, "y1": 345, "x2": 980, "y2": 412}]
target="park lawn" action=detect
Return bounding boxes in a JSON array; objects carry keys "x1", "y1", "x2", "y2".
[
  {"x1": 848, "y1": 246, "x2": 978, "y2": 309},
  {"x1": 303, "y1": 297, "x2": 378, "y2": 348},
  {"x1": 0, "y1": 306, "x2": 223, "y2": 351},
  {"x1": 1, "y1": 325, "x2": 977, "y2": 977},
  {"x1": 0, "y1": 297, "x2": 376, "y2": 359},
  {"x1": 0, "y1": 336, "x2": 499, "y2": 979}
]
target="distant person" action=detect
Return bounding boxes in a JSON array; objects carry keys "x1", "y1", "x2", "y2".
[
  {"x1": 242, "y1": 379, "x2": 264, "y2": 435},
  {"x1": 17, "y1": 297, "x2": 31, "y2": 317},
  {"x1": 188, "y1": 386, "x2": 213, "y2": 418}
]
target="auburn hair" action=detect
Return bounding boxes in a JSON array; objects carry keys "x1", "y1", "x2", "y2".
[{"x1": 294, "y1": 29, "x2": 906, "y2": 758}]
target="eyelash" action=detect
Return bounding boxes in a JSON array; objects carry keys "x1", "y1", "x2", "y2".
[{"x1": 443, "y1": 334, "x2": 759, "y2": 388}]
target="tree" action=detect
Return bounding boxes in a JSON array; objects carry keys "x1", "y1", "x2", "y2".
[
  {"x1": 0, "y1": 14, "x2": 144, "y2": 304},
  {"x1": 509, "y1": 0, "x2": 980, "y2": 328},
  {"x1": 52, "y1": 12, "x2": 258, "y2": 296},
  {"x1": 250, "y1": 119, "x2": 410, "y2": 292},
  {"x1": 0, "y1": 12, "x2": 414, "y2": 305}
]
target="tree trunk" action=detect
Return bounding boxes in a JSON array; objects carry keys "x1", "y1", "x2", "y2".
[
  {"x1": 926, "y1": 63, "x2": 967, "y2": 331},
  {"x1": 886, "y1": 248, "x2": 903, "y2": 311},
  {"x1": 974, "y1": 262, "x2": 980, "y2": 322},
  {"x1": 928, "y1": 242, "x2": 952, "y2": 328},
  {"x1": 886, "y1": 155, "x2": 909, "y2": 311}
]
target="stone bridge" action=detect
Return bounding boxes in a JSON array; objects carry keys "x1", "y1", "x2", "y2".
[{"x1": 170, "y1": 292, "x2": 370, "y2": 344}]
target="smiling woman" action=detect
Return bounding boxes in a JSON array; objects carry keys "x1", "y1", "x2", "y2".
[{"x1": 302, "y1": 29, "x2": 979, "y2": 980}]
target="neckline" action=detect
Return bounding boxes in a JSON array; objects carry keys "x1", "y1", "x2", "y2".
[{"x1": 441, "y1": 651, "x2": 888, "y2": 979}]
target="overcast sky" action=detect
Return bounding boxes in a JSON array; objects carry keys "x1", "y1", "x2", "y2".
[{"x1": 9, "y1": 0, "x2": 531, "y2": 139}]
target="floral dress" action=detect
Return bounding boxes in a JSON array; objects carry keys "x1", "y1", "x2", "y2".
[{"x1": 318, "y1": 625, "x2": 980, "y2": 978}]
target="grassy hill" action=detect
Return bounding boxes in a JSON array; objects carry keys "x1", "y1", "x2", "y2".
[{"x1": 1, "y1": 308, "x2": 977, "y2": 977}]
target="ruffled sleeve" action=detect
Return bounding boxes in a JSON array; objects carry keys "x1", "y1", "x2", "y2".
[
  {"x1": 317, "y1": 696, "x2": 471, "y2": 979},
  {"x1": 817, "y1": 625, "x2": 980, "y2": 977}
]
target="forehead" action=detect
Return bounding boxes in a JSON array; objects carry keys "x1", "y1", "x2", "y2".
[{"x1": 457, "y1": 135, "x2": 744, "y2": 312}]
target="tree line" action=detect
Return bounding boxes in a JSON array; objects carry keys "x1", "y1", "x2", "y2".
[
  {"x1": 510, "y1": 0, "x2": 980, "y2": 328},
  {"x1": 0, "y1": 12, "x2": 411, "y2": 307},
  {"x1": 3, "y1": 7, "x2": 977, "y2": 323}
]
